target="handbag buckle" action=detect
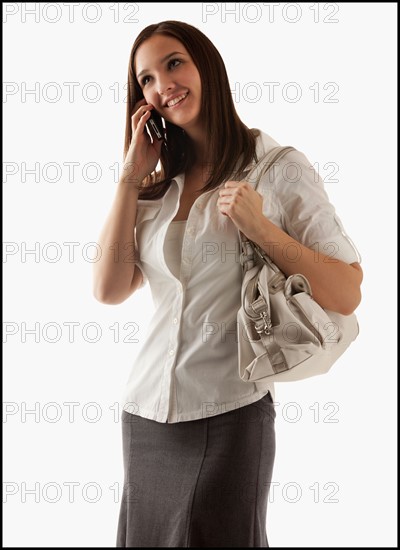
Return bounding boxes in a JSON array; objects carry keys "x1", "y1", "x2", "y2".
[
  {"x1": 253, "y1": 243, "x2": 268, "y2": 263},
  {"x1": 254, "y1": 310, "x2": 272, "y2": 336}
]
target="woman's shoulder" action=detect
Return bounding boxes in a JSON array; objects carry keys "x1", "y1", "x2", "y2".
[
  {"x1": 248, "y1": 128, "x2": 306, "y2": 172},
  {"x1": 251, "y1": 127, "x2": 281, "y2": 148},
  {"x1": 251, "y1": 127, "x2": 289, "y2": 159},
  {"x1": 251, "y1": 128, "x2": 312, "y2": 167}
]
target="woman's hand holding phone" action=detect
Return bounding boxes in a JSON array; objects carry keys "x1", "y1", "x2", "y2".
[{"x1": 126, "y1": 98, "x2": 164, "y2": 184}]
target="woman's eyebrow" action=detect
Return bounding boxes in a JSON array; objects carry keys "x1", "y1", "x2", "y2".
[{"x1": 137, "y1": 51, "x2": 185, "y2": 79}]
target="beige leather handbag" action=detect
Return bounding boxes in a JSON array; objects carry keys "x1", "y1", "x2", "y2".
[{"x1": 237, "y1": 146, "x2": 360, "y2": 383}]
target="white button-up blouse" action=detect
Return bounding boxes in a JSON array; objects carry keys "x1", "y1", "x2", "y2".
[{"x1": 121, "y1": 129, "x2": 362, "y2": 423}]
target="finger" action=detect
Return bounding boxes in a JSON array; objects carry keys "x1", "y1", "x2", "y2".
[
  {"x1": 131, "y1": 102, "x2": 153, "y2": 123},
  {"x1": 132, "y1": 104, "x2": 153, "y2": 120},
  {"x1": 134, "y1": 109, "x2": 151, "y2": 135},
  {"x1": 224, "y1": 180, "x2": 239, "y2": 188},
  {"x1": 131, "y1": 106, "x2": 153, "y2": 133},
  {"x1": 217, "y1": 198, "x2": 231, "y2": 209},
  {"x1": 133, "y1": 98, "x2": 146, "y2": 111}
]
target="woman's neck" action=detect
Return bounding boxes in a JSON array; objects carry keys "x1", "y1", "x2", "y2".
[{"x1": 183, "y1": 125, "x2": 208, "y2": 166}]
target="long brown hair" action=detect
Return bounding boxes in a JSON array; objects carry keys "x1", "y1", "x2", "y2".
[{"x1": 124, "y1": 20, "x2": 258, "y2": 200}]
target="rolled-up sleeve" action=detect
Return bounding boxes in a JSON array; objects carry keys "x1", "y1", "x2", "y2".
[
  {"x1": 135, "y1": 261, "x2": 148, "y2": 289},
  {"x1": 271, "y1": 149, "x2": 362, "y2": 265},
  {"x1": 134, "y1": 227, "x2": 149, "y2": 289}
]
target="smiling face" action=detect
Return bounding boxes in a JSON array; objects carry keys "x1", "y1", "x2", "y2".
[{"x1": 134, "y1": 34, "x2": 203, "y2": 135}]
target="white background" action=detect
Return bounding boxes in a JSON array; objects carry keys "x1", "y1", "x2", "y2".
[{"x1": 3, "y1": 2, "x2": 397, "y2": 547}]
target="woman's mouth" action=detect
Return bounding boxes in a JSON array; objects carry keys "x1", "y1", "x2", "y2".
[{"x1": 166, "y1": 92, "x2": 189, "y2": 109}]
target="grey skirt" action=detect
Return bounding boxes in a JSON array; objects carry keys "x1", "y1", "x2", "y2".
[{"x1": 116, "y1": 391, "x2": 276, "y2": 548}]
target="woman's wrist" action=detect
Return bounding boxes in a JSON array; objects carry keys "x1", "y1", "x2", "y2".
[{"x1": 121, "y1": 156, "x2": 146, "y2": 188}]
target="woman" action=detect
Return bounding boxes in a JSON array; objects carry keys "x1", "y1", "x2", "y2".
[{"x1": 93, "y1": 20, "x2": 363, "y2": 547}]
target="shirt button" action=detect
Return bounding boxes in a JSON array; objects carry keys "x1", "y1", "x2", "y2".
[
  {"x1": 188, "y1": 227, "x2": 195, "y2": 235},
  {"x1": 169, "y1": 349, "x2": 175, "y2": 355},
  {"x1": 173, "y1": 318, "x2": 178, "y2": 324}
]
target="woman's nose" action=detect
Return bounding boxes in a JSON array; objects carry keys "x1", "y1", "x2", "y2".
[{"x1": 157, "y1": 77, "x2": 174, "y2": 97}]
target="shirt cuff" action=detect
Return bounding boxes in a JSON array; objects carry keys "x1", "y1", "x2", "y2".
[
  {"x1": 308, "y1": 214, "x2": 362, "y2": 265},
  {"x1": 135, "y1": 262, "x2": 148, "y2": 289}
]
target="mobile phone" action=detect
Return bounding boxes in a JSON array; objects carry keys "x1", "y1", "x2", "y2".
[{"x1": 146, "y1": 109, "x2": 164, "y2": 141}]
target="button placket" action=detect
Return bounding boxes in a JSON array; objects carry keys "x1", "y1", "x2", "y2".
[
  {"x1": 162, "y1": 185, "x2": 214, "y2": 421},
  {"x1": 179, "y1": 207, "x2": 199, "y2": 286},
  {"x1": 167, "y1": 309, "x2": 188, "y2": 420},
  {"x1": 158, "y1": 280, "x2": 183, "y2": 418}
]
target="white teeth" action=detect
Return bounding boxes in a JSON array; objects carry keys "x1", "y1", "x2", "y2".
[{"x1": 167, "y1": 93, "x2": 188, "y2": 107}]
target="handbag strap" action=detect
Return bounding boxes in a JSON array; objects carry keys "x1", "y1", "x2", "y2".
[
  {"x1": 238, "y1": 145, "x2": 296, "y2": 273},
  {"x1": 242, "y1": 145, "x2": 296, "y2": 191}
]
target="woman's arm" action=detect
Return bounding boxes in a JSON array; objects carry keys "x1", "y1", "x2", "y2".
[
  {"x1": 250, "y1": 216, "x2": 363, "y2": 315},
  {"x1": 92, "y1": 178, "x2": 143, "y2": 305},
  {"x1": 218, "y1": 146, "x2": 363, "y2": 315},
  {"x1": 93, "y1": 100, "x2": 162, "y2": 304},
  {"x1": 217, "y1": 175, "x2": 363, "y2": 315}
]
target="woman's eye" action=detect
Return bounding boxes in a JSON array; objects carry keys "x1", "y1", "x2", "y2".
[
  {"x1": 169, "y1": 58, "x2": 181, "y2": 69},
  {"x1": 140, "y1": 59, "x2": 181, "y2": 86}
]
